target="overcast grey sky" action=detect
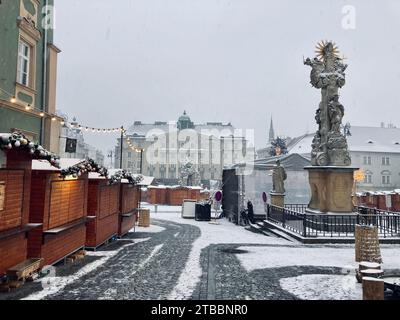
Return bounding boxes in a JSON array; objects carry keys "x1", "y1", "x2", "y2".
[{"x1": 54, "y1": 0, "x2": 400, "y2": 155}]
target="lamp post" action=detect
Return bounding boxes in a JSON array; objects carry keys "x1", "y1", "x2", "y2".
[
  {"x1": 120, "y1": 126, "x2": 124, "y2": 169},
  {"x1": 136, "y1": 147, "x2": 144, "y2": 174}
]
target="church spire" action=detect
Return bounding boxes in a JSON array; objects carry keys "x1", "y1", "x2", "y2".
[{"x1": 268, "y1": 116, "x2": 275, "y2": 143}]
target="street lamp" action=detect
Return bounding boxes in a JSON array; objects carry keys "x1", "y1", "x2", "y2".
[{"x1": 136, "y1": 148, "x2": 144, "y2": 174}]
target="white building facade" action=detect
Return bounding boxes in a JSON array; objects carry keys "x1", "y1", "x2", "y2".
[
  {"x1": 287, "y1": 125, "x2": 400, "y2": 191},
  {"x1": 115, "y1": 111, "x2": 254, "y2": 186}
]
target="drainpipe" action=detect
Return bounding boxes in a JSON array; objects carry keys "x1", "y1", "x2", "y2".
[{"x1": 40, "y1": 0, "x2": 49, "y2": 145}]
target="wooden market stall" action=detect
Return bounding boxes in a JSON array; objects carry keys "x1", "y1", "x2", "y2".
[
  {"x1": 27, "y1": 159, "x2": 98, "y2": 267},
  {"x1": 86, "y1": 173, "x2": 120, "y2": 249},
  {"x1": 391, "y1": 191, "x2": 400, "y2": 212},
  {"x1": 119, "y1": 182, "x2": 140, "y2": 237},
  {"x1": 167, "y1": 186, "x2": 202, "y2": 206},
  {"x1": 0, "y1": 132, "x2": 59, "y2": 279},
  {"x1": 110, "y1": 171, "x2": 143, "y2": 237},
  {"x1": 147, "y1": 186, "x2": 167, "y2": 205}
]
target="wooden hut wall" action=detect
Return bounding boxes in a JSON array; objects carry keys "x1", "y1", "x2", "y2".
[
  {"x1": 119, "y1": 184, "x2": 140, "y2": 236},
  {"x1": 86, "y1": 180, "x2": 119, "y2": 247},
  {"x1": 28, "y1": 171, "x2": 88, "y2": 266},
  {"x1": 0, "y1": 151, "x2": 32, "y2": 275}
]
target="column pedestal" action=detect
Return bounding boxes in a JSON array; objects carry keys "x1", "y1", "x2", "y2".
[
  {"x1": 270, "y1": 192, "x2": 285, "y2": 208},
  {"x1": 305, "y1": 166, "x2": 359, "y2": 214}
]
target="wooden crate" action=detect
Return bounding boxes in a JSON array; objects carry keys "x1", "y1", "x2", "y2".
[
  {"x1": 6, "y1": 258, "x2": 43, "y2": 280},
  {"x1": 27, "y1": 169, "x2": 88, "y2": 266},
  {"x1": 86, "y1": 179, "x2": 120, "y2": 248}
]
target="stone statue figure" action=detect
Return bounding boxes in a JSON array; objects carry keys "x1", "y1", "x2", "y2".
[
  {"x1": 304, "y1": 41, "x2": 351, "y2": 166},
  {"x1": 272, "y1": 160, "x2": 287, "y2": 194},
  {"x1": 179, "y1": 161, "x2": 200, "y2": 187},
  {"x1": 328, "y1": 95, "x2": 344, "y2": 133}
]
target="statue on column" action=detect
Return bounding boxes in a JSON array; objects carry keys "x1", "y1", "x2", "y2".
[
  {"x1": 304, "y1": 41, "x2": 351, "y2": 167},
  {"x1": 272, "y1": 160, "x2": 287, "y2": 194}
]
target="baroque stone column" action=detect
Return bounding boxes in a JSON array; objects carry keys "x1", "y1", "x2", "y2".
[{"x1": 304, "y1": 41, "x2": 358, "y2": 214}]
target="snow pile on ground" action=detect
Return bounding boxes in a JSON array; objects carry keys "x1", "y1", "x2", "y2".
[
  {"x1": 280, "y1": 274, "x2": 363, "y2": 300},
  {"x1": 235, "y1": 245, "x2": 400, "y2": 272}
]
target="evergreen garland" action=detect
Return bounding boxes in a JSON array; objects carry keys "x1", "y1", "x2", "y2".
[
  {"x1": 0, "y1": 132, "x2": 60, "y2": 168},
  {"x1": 108, "y1": 170, "x2": 143, "y2": 185},
  {"x1": 60, "y1": 158, "x2": 108, "y2": 178}
]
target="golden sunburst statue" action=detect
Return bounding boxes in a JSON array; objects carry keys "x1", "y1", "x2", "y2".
[{"x1": 315, "y1": 40, "x2": 340, "y2": 62}]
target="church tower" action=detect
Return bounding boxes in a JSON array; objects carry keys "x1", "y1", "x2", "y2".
[{"x1": 268, "y1": 116, "x2": 275, "y2": 143}]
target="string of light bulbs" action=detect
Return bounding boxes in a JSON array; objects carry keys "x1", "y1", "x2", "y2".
[
  {"x1": 121, "y1": 128, "x2": 143, "y2": 153},
  {"x1": 1, "y1": 87, "x2": 143, "y2": 151},
  {"x1": 0, "y1": 87, "x2": 63, "y2": 123}
]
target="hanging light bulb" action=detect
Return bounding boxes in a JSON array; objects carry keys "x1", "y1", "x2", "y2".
[
  {"x1": 10, "y1": 96, "x2": 16, "y2": 103},
  {"x1": 60, "y1": 120, "x2": 65, "y2": 125},
  {"x1": 25, "y1": 104, "x2": 31, "y2": 111},
  {"x1": 39, "y1": 112, "x2": 45, "y2": 117}
]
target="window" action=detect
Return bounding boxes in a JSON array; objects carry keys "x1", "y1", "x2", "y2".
[
  {"x1": 364, "y1": 174, "x2": 372, "y2": 184},
  {"x1": 363, "y1": 156, "x2": 371, "y2": 165},
  {"x1": 382, "y1": 175, "x2": 391, "y2": 185},
  {"x1": 128, "y1": 152, "x2": 132, "y2": 159},
  {"x1": 18, "y1": 40, "x2": 31, "y2": 86},
  {"x1": 382, "y1": 157, "x2": 390, "y2": 165}
]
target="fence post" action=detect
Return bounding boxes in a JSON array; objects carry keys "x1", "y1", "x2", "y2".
[
  {"x1": 303, "y1": 214, "x2": 307, "y2": 237},
  {"x1": 282, "y1": 208, "x2": 286, "y2": 228}
]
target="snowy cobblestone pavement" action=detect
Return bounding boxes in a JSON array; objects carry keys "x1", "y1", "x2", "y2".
[{"x1": 1, "y1": 205, "x2": 399, "y2": 300}]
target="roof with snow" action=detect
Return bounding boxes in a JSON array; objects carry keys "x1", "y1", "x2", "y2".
[
  {"x1": 127, "y1": 119, "x2": 236, "y2": 139},
  {"x1": 230, "y1": 153, "x2": 311, "y2": 171},
  {"x1": 32, "y1": 158, "x2": 84, "y2": 171},
  {"x1": 287, "y1": 126, "x2": 400, "y2": 155}
]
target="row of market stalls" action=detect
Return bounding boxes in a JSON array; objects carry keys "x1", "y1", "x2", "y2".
[
  {"x1": 0, "y1": 132, "x2": 148, "y2": 281},
  {"x1": 354, "y1": 191, "x2": 400, "y2": 212},
  {"x1": 143, "y1": 185, "x2": 210, "y2": 206}
]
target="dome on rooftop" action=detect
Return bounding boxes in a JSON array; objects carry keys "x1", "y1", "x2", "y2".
[
  {"x1": 178, "y1": 110, "x2": 191, "y2": 122},
  {"x1": 177, "y1": 110, "x2": 194, "y2": 130}
]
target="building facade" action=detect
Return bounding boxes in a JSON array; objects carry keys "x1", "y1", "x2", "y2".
[
  {"x1": 0, "y1": 0, "x2": 61, "y2": 153},
  {"x1": 115, "y1": 111, "x2": 254, "y2": 186},
  {"x1": 287, "y1": 125, "x2": 400, "y2": 191}
]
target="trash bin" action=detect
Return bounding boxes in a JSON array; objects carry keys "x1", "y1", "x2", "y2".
[
  {"x1": 138, "y1": 209, "x2": 151, "y2": 227},
  {"x1": 182, "y1": 200, "x2": 196, "y2": 218},
  {"x1": 195, "y1": 203, "x2": 211, "y2": 221}
]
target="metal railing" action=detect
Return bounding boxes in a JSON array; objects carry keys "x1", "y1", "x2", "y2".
[{"x1": 266, "y1": 204, "x2": 400, "y2": 238}]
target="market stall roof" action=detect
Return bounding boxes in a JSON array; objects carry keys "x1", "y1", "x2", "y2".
[
  {"x1": 138, "y1": 175, "x2": 154, "y2": 186},
  {"x1": 32, "y1": 158, "x2": 84, "y2": 171}
]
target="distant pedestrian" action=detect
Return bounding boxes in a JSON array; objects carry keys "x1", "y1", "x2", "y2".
[{"x1": 247, "y1": 200, "x2": 255, "y2": 224}]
